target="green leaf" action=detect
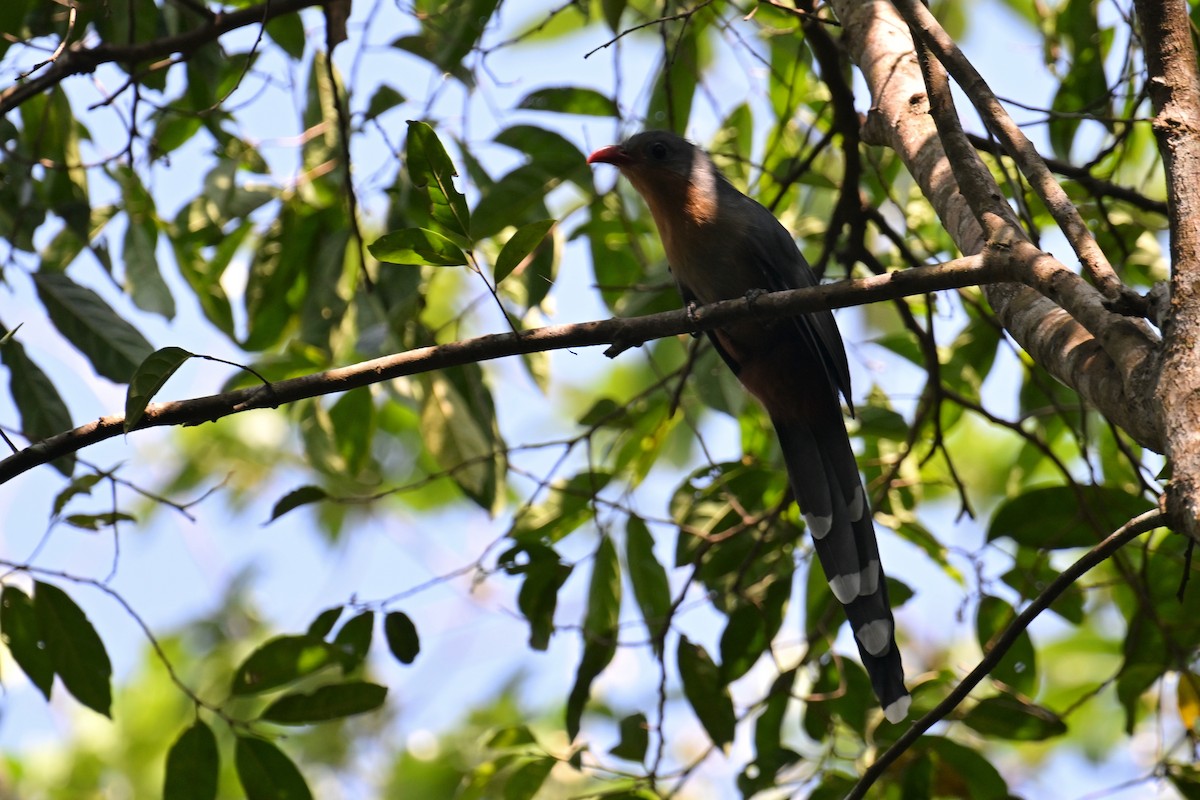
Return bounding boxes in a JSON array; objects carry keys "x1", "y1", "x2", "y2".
[
  {"x1": 565, "y1": 537, "x2": 621, "y2": 741},
  {"x1": 34, "y1": 581, "x2": 112, "y2": 716},
  {"x1": 64, "y1": 511, "x2": 136, "y2": 530},
  {"x1": 961, "y1": 694, "x2": 1067, "y2": 741},
  {"x1": 509, "y1": 472, "x2": 613, "y2": 545},
  {"x1": 235, "y1": 737, "x2": 313, "y2": 800},
  {"x1": 601, "y1": 0, "x2": 626, "y2": 31},
  {"x1": 231, "y1": 635, "x2": 338, "y2": 695},
  {"x1": 405, "y1": 120, "x2": 470, "y2": 237},
  {"x1": 1, "y1": 585, "x2": 53, "y2": 700},
  {"x1": 33, "y1": 272, "x2": 154, "y2": 383},
  {"x1": 584, "y1": 536, "x2": 621, "y2": 641},
  {"x1": 164, "y1": 720, "x2": 219, "y2": 800},
  {"x1": 503, "y1": 757, "x2": 555, "y2": 800},
  {"x1": 987, "y1": 485, "x2": 1153, "y2": 549},
  {"x1": 114, "y1": 165, "x2": 174, "y2": 318},
  {"x1": 260, "y1": 681, "x2": 387, "y2": 725},
  {"x1": 264, "y1": 12, "x2": 306, "y2": 59},
  {"x1": 306, "y1": 606, "x2": 343, "y2": 639},
  {"x1": 124, "y1": 346, "x2": 193, "y2": 431},
  {"x1": 0, "y1": 333, "x2": 74, "y2": 475},
  {"x1": 609, "y1": 712, "x2": 649, "y2": 762},
  {"x1": 975, "y1": 595, "x2": 1037, "y2": 695},
  {"x1": 719, "y1": 603, "x2": 769, "y2": 685},
  {"x1": 267, "y1": 485, "x2": 328, "y2": 523},
  {"x1": 494, "y1": 220, "x2": 555, "y2": 284},
  {"x1": 364, "y1": 84, "x2": 406, "y2": 122},
  {"x1": 517, "y1": 87, "x2": 618, "y2": 116},
  {"x1": 369, "y1": 227, "x2": 467, "y2": 267},
  {"x1": 421, "y1": 373, "x2": 498, "y2": 510},
  {"x1": 501, "y1": 543, "x2": 572, "y2": 651},
  {"x1": 486, "y1": 724, "x2": 539, "y2": 749},
  {"x1": 333, "y1": 611, "x2": 374, "y2": 673},
  {"x1": 625, "y1": 516, "x2": 670, "y2": 656},
  {"x1": 677, "y1": 637, "x2": 735, "y2": 749},
  {"x1": 384, "y1": 611, "x2": 420, "y2": 664},
  {"x1": 51, "y1": 473, "x2": 104, "y2": 514}
]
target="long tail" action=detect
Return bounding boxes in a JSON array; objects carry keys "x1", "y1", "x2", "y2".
[{"x1": 773, "y1": 416, "x2": 910, "y2": 723}]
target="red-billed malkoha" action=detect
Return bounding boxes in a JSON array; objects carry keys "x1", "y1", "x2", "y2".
[{"x1": 588, "y1": 130, "x2": 910, "y2": 723}]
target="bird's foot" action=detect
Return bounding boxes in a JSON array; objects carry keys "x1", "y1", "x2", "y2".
[{"x1": 685, "y1": 300, "x2": 701, "y2": 337}]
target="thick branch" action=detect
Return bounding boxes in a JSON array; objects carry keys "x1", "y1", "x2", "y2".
[
  {"x1": 830, "y1": 0, "x2": 1162, "y2": 452},
  {"x1": 1138, "y1": 0, "x2": 1200, "y2": 542},
  {"x1": 0, "y1": 0, "x2": 323, "y2": 115},
  {"x1": 846, "y1": 508, "x2": 1169, "y2": 799},
  {"x1": 895, "y1": 0, "x2": 1125, "y2": 299},
  {"x1": 0, "y1": 256, "x2": 1003, "y2": 484}
]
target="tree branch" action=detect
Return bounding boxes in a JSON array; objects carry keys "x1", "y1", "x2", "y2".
[
  {"x1": 829, "y1": 0, "x2": 1162, "y2": 453},
  {"x1": 0, "y1": 0, "x2": 324, "y2": 116},
  {"x1": 845, "y1": 507, "x2": 1170, "y2": 800},
  {"x1": 894, "y1": 0, "x2": 1126, "y2": 300},
  {"x1": 0, "y1": 256, "x2": 1005, "y2": 484},
  {"x1": 1137, "y1": 0, "x2": 1200, "y2": 545}
]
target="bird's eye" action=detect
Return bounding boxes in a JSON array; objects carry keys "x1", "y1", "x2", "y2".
[{"x1": 648, "y1": 141, "x2": 668, "y2": 160}]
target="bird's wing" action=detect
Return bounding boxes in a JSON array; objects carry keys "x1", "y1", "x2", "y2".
[{"x1": 744, "y1": 205, "x2": 854, "y2": 410}]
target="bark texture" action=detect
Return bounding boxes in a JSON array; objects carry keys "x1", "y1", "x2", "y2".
[
  {"x1": 1138, "y1": 0, "x2": 1200, "y2": 540},
  {"x1": 832, "y1": 0, "x2": 1163, "y2": 451}
]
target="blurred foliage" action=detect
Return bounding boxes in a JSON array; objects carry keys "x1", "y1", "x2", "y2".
[{"x1": 0, "y1": 0, "x2": 1192, "y2": 798}]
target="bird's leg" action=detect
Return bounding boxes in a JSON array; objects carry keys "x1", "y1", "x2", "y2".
[{"x1": 685, "y1": 299, "x2": 702, "y2": 338}]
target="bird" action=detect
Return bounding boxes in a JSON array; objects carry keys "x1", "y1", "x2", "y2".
[{"x1": 588, "y1": 130, "x2": 910, "y2": 723}]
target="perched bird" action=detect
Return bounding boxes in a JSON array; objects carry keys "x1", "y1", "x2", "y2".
[{"x1": 588, "y1": 131, "x2": 910, "y2": 723}]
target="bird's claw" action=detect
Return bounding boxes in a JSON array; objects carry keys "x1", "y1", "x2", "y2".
[{"x1": 685, "y1": 300, "x2": 702, "y2": 337}]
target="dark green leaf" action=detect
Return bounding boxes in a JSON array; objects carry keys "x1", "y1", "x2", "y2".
[
  {"x1": 601, "y1": 0, "x2": 626, "y2": 31},
  {"x1": 565, "y1": 537, "x2": 621, "y2": 741},
  {"x1": 509, "y1": 471, "x2": 613, "y2": 544},
  {"x1": 625, "y1": 516, "x2": 670, "y2": 656},
  {"x1": 494, "y1": 220, "x2": 555, "y2": 284},
  {"x1": 502, "y1": 543, "x2": 572, "y2": 650},
  {"x1": 306, "y1": 606, "x2": 343, "y2": 639},
  {"x1": 961, "y1": 694, "x2": 1067, "y2": 740},
  {"x1": 503, "y1": 757, "x2": 555, "y2": 800},
  {"x1": 584, "y1": 536, "x2": 621, "y2": 641},
  {"x1": 384, "y1": 611, "x2": 420, "y2": 664},
  {"x1": 405, "y1": 120, "x2": 469, "y2": 237},
  {"x1": 719, "y1": 603, "x2": 768, "y2": 685},
  {"x1": 34, "y1": 581, "x2": 112, "y2": 716},
  {"x1": 33, "y1": 272, "x2": 154, "y2": 383},
  {"x1": 987, "y1": 485, "x2": 1153, "y2": 549},
  {"x1": 124, "y1": 346, "x2": 193, "y2": 431},
  {"x1": 517, "y1": 87, "x2": 618, "y2": 116},
  {"x1": 230, "y1": 635, "x2": 337, "y2": 695},
  {"x1": 333, "y1": 611, "x2": 374, "y2": 673},
  {"x1": 926, "y1": 736, "x2": 1010, "y2": 798},
  {"x1": 369, "y1": 227, "x2": 467, "y2": 267},
  {"x1": 264, "y1": 12, "x2": 306, "y2": 59},
  {"x1": 1, "y1": 585, "x2": 53, "y2": 699},
  {"x1": 260, "y1": 681, "x2": 387, "y2": 724},
  {"x1": 364, "y1": 85, "x2": 406, "y2": 122},
  {"x1": 975, "y1": 595, "x2": 1037, "y2": 695},
  {"x1": 1, "y1": 334, "x2": 74, "y2": 475},
  {"x1": 235, "y1": 737, "x2": 313, "y2": 800},
  {"x1": 164, "y1": 720, "x2": 219, "y2": 800},
  {"x1": 64, "y1": 511, "x2": 136, "y2": 530},
  {"x1": 267, "y1": 486, "x2": 328, "y2": 523},
  {"x1": 677, "y1": 637, "x2": 735, "y2": 749},
  {"x1": 486, "y1": 724, "x2": 538, "y2": 748},
  {"x1": 609, "y1": 712, "x2": 649, "y2": 762},
  {"x1": 421, "y1": 373, "x2": 499, "y2": 510}
]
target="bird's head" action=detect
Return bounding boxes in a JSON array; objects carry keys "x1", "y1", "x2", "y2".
[{"x1": 588, "y1": 131, "x2": 720, "y2": 228}]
